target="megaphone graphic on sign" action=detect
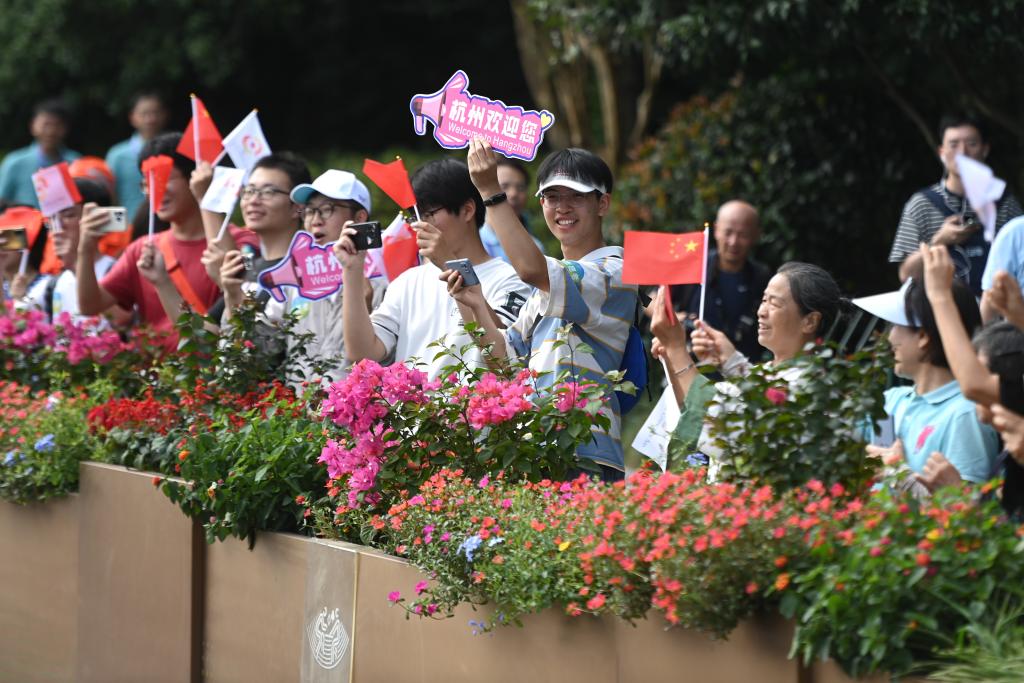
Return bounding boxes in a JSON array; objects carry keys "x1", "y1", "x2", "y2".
[
  {"x1": 258, "y1": 253, "x2": 304, "y2": 303},
  {"x1": 410, "y1": 71, "x2": 469, "y2": 142}
]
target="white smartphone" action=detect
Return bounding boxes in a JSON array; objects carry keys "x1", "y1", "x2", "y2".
[{"x1": 97, "y1": 206, "x2": 128, "y2": 234}]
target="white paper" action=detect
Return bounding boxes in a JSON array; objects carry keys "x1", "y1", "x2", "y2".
[
  {"x1": 631, "y1": 360, "x2": 681, "y2": 471},
  {"x1": 200, "y1": 166, "x2": 246, "y2": 214},
  {"x1": 956, "y1": 154, "x2": 1006, "y2": 243}
]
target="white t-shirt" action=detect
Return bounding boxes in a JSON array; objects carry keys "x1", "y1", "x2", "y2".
[
  {"x1": 370, "y1": 258, "x2": 532, "y2": 379},
  {"x1": 51, "y1": 256, "x2": 116, "y2": 321}
]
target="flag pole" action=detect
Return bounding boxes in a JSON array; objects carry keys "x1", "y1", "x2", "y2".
[
  {"x1": 18, "y1": 249, "x2": 28, "y2": 276},
  {"x1": 51, "y1": 214, "x2": 62, "y2": 235},
  {"x1": 697, "y1": 223, "x2": 710, "y2": 321},
  {"x1": 211, "y1": 149, "x2": 227, "y2": 167},
  {"x1": 190, "y1": 94, "x2": 201, "y2": 166},
  {"x1": 215, "y1": 197, "x2": 236, "y2": 243},
  {"x1": 147, "y1": 170, "x2": 155, "y2": 243}
]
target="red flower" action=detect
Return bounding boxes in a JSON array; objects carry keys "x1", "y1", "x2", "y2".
[
  {"x1": 586, "y1": 594, "x2": 606, "y2": 610},
  {"x1": 915, "y1": 553, "x2": 931, "y2": 566},
  {"x1": 764, "y1": 387, "x2": 788, "y2": 405}
]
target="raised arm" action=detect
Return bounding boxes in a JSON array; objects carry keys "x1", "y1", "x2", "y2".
[
  {"x1": 648, "y1": 286, "x2": 697, "y2": 406},
  {"x1": 76, "y1": 205, "x2": 119, "y2": 315},
  {"x1": 466, "y1": 138, "x2": 548, "y2": 291},
  {"x1": 920, "y1": 244, "x2": 999, "y2": 405},
  {"x1": 334, "y1": 223, "x2": 387, "y2": 363}
]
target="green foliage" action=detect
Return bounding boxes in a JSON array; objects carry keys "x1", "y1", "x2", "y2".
[
  {"x1": 783, "y1": 485, "x2": 1024, "y2": 678},
  {"x1": 160, "y1": 399, "x2": 327, "y2": 546},
  {"x1": 928, "y1": 602, "x2": 1024, "y2": 682},
  {"x1": 0, "y1": 382, "x2": 98, "y2": 504},
  {"x1": 706, "y1": 343, "x2": 889, "y2": 491}
]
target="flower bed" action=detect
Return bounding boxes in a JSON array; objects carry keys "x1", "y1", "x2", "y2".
[{"x1": 0, "y1": 306, "x2": 1019, "y2": 680}]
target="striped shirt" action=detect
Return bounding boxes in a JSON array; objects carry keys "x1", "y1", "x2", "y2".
[
  {"x1": 504, "y1": 246, "x2": 638, "y2": 470},
  {"x1": 889, "y1": 181, "x2": 1022, "y2": 292}
]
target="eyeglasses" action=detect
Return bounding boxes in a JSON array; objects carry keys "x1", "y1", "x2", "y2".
[
  {"x1": 240, "y1": 186, "x2": 290, "y2": 201},
  {"x1": 539, "y1": 190, "x2": 599, "y2": 208},
  {"x1": 302, "y1": 203, "x2": 358, "y2": 221},
  {"x1": 419, "y1": 207, "x2": 445, "y2": 223}
]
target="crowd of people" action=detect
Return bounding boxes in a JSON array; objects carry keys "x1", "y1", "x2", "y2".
[{"x1": 3, "y1": 96, "x2": 1024, "y2": 502}]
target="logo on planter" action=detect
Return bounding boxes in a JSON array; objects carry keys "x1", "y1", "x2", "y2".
[{"x1": 306, "y1": 606, "x2": 348, "y2": 669}]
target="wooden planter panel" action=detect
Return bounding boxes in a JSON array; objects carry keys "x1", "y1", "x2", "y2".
[
  {"x1": 203, "y1": 532, "x2": 310, "y2": 682},
  {"x1": 351, "y1": 548, "x2": 618, "y2": 683},
  {"x1": 0, "y1": 496, "x2": 79, "y2": 683},
  {"x1": 76, "y1": 463, "x2": 199, "y2": 683}
]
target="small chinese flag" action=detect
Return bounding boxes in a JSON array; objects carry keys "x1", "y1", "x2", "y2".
[
  {"x1": 363, "y1": 158, "x2": 417, "y2": 209},
  {"x1": 176, "y1": 95, "x2": 224, "y2": 163},
  {"x1": 141, "y1": 155, "x2": 175, "y2": 212},
  {"x1": 622, "y1": 230, "x2": 706, "y2": 285}
]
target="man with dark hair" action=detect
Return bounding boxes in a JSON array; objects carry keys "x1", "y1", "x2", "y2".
[
  {"x1": 106, "y1": 92, "x2": 169, "y2": 217},
  {"x1": 335, "y1": 158, "x2": 531, "y2": 379},
  {"x1": 452, "y1": 141, "x2": 639, "y2": 479},
  {"x1": 0, "y1": 99, "x2": 82, "y2": 207},
  {"x1": 672, "y1": 199, "x2": 770, "y2": 361},
  {"x1": 200, "y1": 152, "x2": 312, "y2": 322},
  {"x1": 889, "y1": 113, "x2": 1022, "y2": 294},
  {"x1": 75, "y1": 132, "x2": 256, "y2": 351}
]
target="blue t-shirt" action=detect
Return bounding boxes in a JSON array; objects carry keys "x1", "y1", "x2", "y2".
[
  {"x1": 885, "y1": 381, "x2": 999, "y2": 483},
  {"x1": 106, "y1": 133, "x2": 146, "y2": 217},
  {"x1": 981, "y1": 216, "x2": 1024, "y2": 292},
  {"x1": 0, "y1": 143, "x2": 81, "y2": 208}
]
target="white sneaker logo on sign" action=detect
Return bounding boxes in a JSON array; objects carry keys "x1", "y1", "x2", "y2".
[{"x1": 306, "y1": 606, "x2": 348, "y2": 669}]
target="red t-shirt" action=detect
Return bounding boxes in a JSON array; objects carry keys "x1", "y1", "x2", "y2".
[{"x1": 100, "y1": 226, "x2": 258, "y2": 351}]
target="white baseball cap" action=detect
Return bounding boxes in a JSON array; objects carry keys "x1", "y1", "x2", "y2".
[
  {"x1": 851, "y1": 279, "x2": 913, "y2": 326},
  {"x1": 535, "y1": 173, "x2": 607, "y2": 197},
  {"x1": 291, "y1": 170, "x2": 372, "y2": 213}
]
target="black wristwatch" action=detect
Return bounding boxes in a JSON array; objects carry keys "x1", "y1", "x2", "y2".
[{"x1": 482, "y1": 191, "x2": 508, "y2": 207}]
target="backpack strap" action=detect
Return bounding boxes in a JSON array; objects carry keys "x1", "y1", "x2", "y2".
[
  {"x1": 920, "y1": 187, "x2": 956, "y2": 218},
  {"x1": 157, "y1": 232, "x2": 209, "y2": 316}
]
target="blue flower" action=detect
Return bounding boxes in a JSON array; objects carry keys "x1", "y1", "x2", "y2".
[
  {"x1": 34, "y1": 434, "x2": 56, "y2": 453},
  {"x1": 468, "y1": 619, "x2": 486, "y2": 636},
  {"x1": 487, "y1": 536, "x2": 505, "y2": 547},
  {"x1": 457, "y1": 534, "x2": 483, "y2": 562},
  {"x1": 685, "y1": 452, "x2": 709, "y2": 467},
  {"x1": 3, "y1": 450, "x2": 17, "y2": 466}
]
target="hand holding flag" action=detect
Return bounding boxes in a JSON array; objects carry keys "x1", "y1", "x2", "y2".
[{"x1": 141, "y1": 155, "x2": 174, "y2": 240}]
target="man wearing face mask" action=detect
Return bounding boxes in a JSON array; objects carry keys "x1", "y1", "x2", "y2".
[{"x1": 889, "y1": 113, "x2": 1021, "y2": 295}]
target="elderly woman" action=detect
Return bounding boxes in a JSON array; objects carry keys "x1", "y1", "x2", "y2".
[{"x1": 649, "y1": 261, "x2": 844, "y2": 470}]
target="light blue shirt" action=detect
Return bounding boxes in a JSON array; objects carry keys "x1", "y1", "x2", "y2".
[
  {"x1": 106, "y1": 133, "x2": 146, "y2": 217},
  {"x1": 885, "y1": 381, "x2": 999, "y2": 483},
  {"x1": 479, "y1": 222, "x2": 544, "y2": 263},
  {"x1": 0, "y1": 143, "x2": 81, "y2": 207},
  {"x1": 981, "y1": 216, "x2": 1024, "y2": 292}
]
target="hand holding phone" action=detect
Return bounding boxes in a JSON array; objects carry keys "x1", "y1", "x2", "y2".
[
  {"x1": 444, "y1": 258, "x2": 480, "y2": 287},
  {"x1": 0, "y1": 227, "x2": 28, "y2": 252},
  {"x1": 96, "y1": 207, "x2": 128, "y2": 234},
  {"x1": 349, "y1": 221, "x2": 382, "y2": 251}
]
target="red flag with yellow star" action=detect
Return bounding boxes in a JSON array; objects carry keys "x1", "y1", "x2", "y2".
[
  {"x1": 176, "y1": 95, "x2": 223, "y2": 163},
  {"x1": 622, "y1": 230, "x2": 706, "y2": 285}
]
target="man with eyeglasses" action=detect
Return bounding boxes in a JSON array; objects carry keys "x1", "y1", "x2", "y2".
[
  {"x1": 479, "y1": 157, "x2": 544, "y2": 262},
  {"x1": 451, "y1": 141, "x2": 639, "y2": 481},
  {"x1": 889, "y1": 113, "x2": 1021, "y2": 295},
  {"x1": 335, "y1": 158, "x2": 531, "y2": 379},
  {"x1": 76, "y1": 132, "x2": 258, "y2": 352},
  {"x1": 286, "y1": 169, "x2": 386, "y2": 388}
]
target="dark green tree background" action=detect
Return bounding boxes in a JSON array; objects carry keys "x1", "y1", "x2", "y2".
[{"x1": 2, "y1": 0, "x2": 1022, "y2": 292}]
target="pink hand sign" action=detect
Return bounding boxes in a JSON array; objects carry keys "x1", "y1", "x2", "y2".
[
  {"x1": 258, "y1": 231, "x2": 377, "y2": 303},
  {"x1": 410, "y1": 70, "x2": 554, "y2": 162}
]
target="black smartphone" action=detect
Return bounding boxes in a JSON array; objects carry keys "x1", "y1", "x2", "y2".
[
  {"x1": 0, "y1": 227, "x2": 28, "y2": 252},
  {"x1": 444, "y1": 258, "x2": 480, "y2": 287},
  {"x1": 349, "y1": 221, "x2": 383, "y2": 251}
]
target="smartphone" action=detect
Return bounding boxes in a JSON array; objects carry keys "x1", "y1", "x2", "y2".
[
  {"x1": 96, "y1": 207, "x2": 128, "y2": 234},
  {"x1": 349, "y1": 221, "x2": 383, "y2": 251},
  {"x1": 444, "y1": 258, "x2": 480, "y2": 287},
  {"x1": 0, "y1": 227, "x2": 28, "y2": 252}
]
